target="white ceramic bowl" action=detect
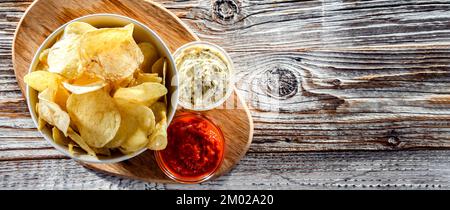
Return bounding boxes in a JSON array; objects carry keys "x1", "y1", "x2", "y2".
[
  {"x1": 173, "y1": 41, "x2": 234, "y2": 111},
  {"x1": 26, "y1": 14, "x2": 178, "y2": 163}
]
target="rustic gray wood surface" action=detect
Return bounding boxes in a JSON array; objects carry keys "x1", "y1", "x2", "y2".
[{"x1": 1, "y1": 0, "x2": 450, "y2": 189}]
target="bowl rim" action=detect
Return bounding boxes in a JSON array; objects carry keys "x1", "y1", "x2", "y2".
[
  {"x1": 172, "y1": 41, "x2": 235, "y2": 111},
  {"x1": 26, "y1": 13, "x2": 178, "y2": 164}
]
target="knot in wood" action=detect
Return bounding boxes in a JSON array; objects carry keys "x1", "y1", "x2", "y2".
[
  {"x1": 331, "y1": 79, "x2": 341, "y2": 87},
  {"x1": 387, "y1": 130, "x2": 401, "y2": 146},
  {"x1": 212, "y1": 0, "x2": 240, "y2": 23},
  {"x1": 262, "y1": 68, "x2": 299, "y2": 99}
]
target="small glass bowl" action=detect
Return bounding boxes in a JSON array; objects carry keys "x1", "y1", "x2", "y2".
[{"x1": 155, "y1": 112, "x2": 225, "y2": 183}]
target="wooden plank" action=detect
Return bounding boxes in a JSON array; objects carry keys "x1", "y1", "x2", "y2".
[
  {"x1": 1, "y1": 150, "x2": 450, "y2": 189},
  {"x1": 159, "y1": 0, "x2": 450, "y2": 50}
]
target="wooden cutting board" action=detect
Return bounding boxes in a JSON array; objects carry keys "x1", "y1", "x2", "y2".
[{"x1": 13, "y1": 0, "x2": 253, "y2": 183}]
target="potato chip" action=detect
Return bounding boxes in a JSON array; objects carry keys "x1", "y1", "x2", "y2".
[
  {"x1": 37, "y1": 85, "x2": 69, "y2": 110},
  {"x1": 113, "y1": 82, "x2": 167, "y2": 106},
  {"x1": 112, "y1": 73, "x2": 134, "y2": 90},
  {"x1": 36, "y1": 102, "x2": 46, "y2": 130},
  {"x1": 35, "y1": 62, "x2": 49, "y2": 72},
  {"x1": 38, "y1": 99, "x2": 70, "y2": 135},
  {"x1": 162, "y1": 59, "x2": 168, "y2": 103},
  {"x1": 37, "y1": 117, "x2": 46, "y2": 130},
  {"x1": 79, "y1": 24, "x2": 143, "y2": 83},
  {"x1": 138, "y1": 42, "x2": 159, "y2": 72},
  {"x1": 67, "y1": 89, "x2": 121, "y2": 148},
  {"x1": 24, "y1": 71, "x2": 63, "y2": 92},
  {"x1": 135, "y1": 72, "x2": 162, "y2": 85},
  {"x1": 63, "y1": 22, "x2": 97, "y2": 38},
  {"x1": 47, "y1": 36, "x2": 81, "y2": 79},
  {"x1": 52, "y1": 126, "x2": 70, "y2": 145},
  {"x1": 63, "y1": 71, "x2": 108, "y2": 95},
  {"x1": 147, "y1": 121, "x2": 167, "y2": 150},
  {"x1": 68, "y1": 143, "x2": 74, "y2": 155},
  {"x1": 119, "y1": 128, "x2": 149, "y2": 154},
  {"x1": 62, "y1": 81, "x2": 105, "y2": 94},
  {"x1": 38, "y1": 88, "x2": 54, "y2": 102},
  {"x1": 47, "y1": 22, "x2": 97, "y2": 79},
  {"x1": 39, "y1": 49, "x2": 49, "y2": 64},
  {"x1": 106, "y1": 98, "x2": 155, "y2": 149},
  {"x1": 69, "y1": 71, "x2": 103, "y2": 85},
  {"x1": 67, "y1": 128, "x2": 96, "y2": 156},
  {"x1": 150, "y1": 102, "x2": 167, "y2": 123},
  {"x1": 148, "y1": 102, "x2": 167, "y2": 150},
  {"x1": 36, "y1": 49, "x2": 50, "y2": 71},
  {"x1": 151, "y1": 57, "x2": 164, "y2": 76},
  {"x1": 54, "y1": 85, "x2": 70, "y2": 109}
]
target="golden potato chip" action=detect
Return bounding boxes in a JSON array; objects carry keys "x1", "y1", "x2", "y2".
[
  {"x1": 37, "y1": 99, "x2": 70, "y2": 135},
  {"x1": 37, "y1": 85, "x2": 69, "y2": 110},
  {"x1": 113, "y1": 82, "x2": 167, "y2": 106},
  {"x1": 36, "y1": 102, "x2": 46, "y2": 130},
  {"x1": 138, "y1": 42, "x2": 159, "y2": 72},
  {"x1": 111, "y1": 73, "x2": 134, "y2": 90},
  {"x1": 79, "y1": 24, "x2": 143, "y2": 83},
  {"x1": 62, "y1": 81, "x2": 105, "y2": 94},
  {"x1": 150, "y1": 102, "x2": 167, "y2": 123},
  {"x1": 67, "y1": 89, "x2": 121, "y2": 148},
  {"x1": 63, "y1": 71, "x2": 107, "y2": 96},
  {"x1": 69, "y1": 71, "x2": 103, "y2": 85},
  {"x1": 35, "y1": 62, "x2": 49, "y2": 72},
  {"x1": 37, "y1": 117, "x2": 46, "y2": 130},
  {"x1": 106, "y1": 98, "x2": 155, "y2": 148},
  {"x1": 63, "y1": 22, "x2": 97, "y2": 37},
  {"x1": 68, "y1": 143, "x2": 74, "y2": 155},
  {"x1": 36, "y1": 49, "x2": 50, "y2": 71},
  {"x1": 67, "y1": 128, "x2": 96, "y2": 156},
  {"x1": 52, "y1": 126, "x2": 70, "y2": 145},
  {"x1": 119, "y1": 128, "x2": 149, "y2": 154},
  {"x1": 47, "y1": 36, "x2": 81, "y2": 79},
  {"x1": 151, "y1": 57, "x2": 164, "y2": 76},
  {"x1": 148, "y1": 102, "x2": 167, "y2": 150},
  {"x1": 162, "y1": 59, "x2": 167, "y2": 103},
  {"x1": 135, "y1": 72, "x2": 162, "y2": 85},
  {"x1": 54, "y1": 85, "x2": 70, "y2": 110},
  {"x1": 24, "y1": 71, "x2": 63, "y2": 92},
  {"x1": 147, "y1": 120, "x2": 167, "y2": 150},
  {"x1": 47, "y1": 22, "x2": 97, "y2": 79},
  {"x1": 39, "y1": 49, "x2": 49, "y2": 65},
  {"x1": 36, "y1": 102, "x2": 45, "y2": 130},
  {"x1": 38, "y1": 88, "x2": 54, "y2": 102}
]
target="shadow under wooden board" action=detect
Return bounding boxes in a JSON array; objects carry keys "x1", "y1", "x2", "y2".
[{"x1": 13, "y1": 0, "x2": 253, "y2": 183}]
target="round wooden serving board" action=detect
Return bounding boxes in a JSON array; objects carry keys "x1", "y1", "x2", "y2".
[{"x1": 13, "y1": 0, "x2": 253, "y2": 183}]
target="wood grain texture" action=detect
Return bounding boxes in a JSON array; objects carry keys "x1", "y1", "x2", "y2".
[
  {"x1": 2, "y1": 150, "x2": 450, "y2": 190},
  {"x1": 11, "y1": 0, "x2": 253, "y2": 183},
  {"x1": 1, "y1": 0, "x2": 450, "y2": 189}
]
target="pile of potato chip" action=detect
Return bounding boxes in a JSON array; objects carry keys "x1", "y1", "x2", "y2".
[{"x1": 25, "y1": 22, "x2": 170, "y2": 157}]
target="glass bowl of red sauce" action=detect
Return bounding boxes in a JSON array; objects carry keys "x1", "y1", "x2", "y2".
[{"x1": 155, "y1": 112, "x2": 225, "y2": 183}]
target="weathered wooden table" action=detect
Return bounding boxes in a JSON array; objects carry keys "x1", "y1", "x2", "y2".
[{"x1": 1, "y1": 0, "x2": 450, "y2": 190}]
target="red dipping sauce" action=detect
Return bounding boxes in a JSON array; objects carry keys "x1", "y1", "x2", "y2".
[{"x1": 155, "y1": 113, "x2": 224, "y2": 183}]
